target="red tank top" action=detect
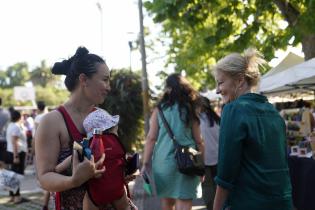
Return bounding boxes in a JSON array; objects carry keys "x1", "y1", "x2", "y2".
[{"x1": 55, "y1": 106, "x2": 86, "y2": 210}]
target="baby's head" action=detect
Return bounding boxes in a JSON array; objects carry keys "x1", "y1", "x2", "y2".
[{"x1": 83, "y1": 108, "x2": 120, "y2": 139}]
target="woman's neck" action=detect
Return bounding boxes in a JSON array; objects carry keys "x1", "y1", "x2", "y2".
[
  {"x1": 64, "y1": 93, "x2": 95, "y2": 115},
  {"x1": 236, "y1": 83, "x2": 251, "y2": 98}
]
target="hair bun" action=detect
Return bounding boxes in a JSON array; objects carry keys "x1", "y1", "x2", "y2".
[
  {"x1": 51, "y1": 47, "x2": 89, "y2": 75},
  {"x1": 51, "y1": 59, "x2": 72, "y2": 75},
  {"x1": 243, "y1": 48, "x2": 266, "y2": 73},
  {"x1": 74, "y1": 46, "x2": 89, "y2": 59}
]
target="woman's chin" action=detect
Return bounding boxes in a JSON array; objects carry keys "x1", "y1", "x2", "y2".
[{"x1": 98, "y1": 98, "x2": 106, "y2": 105}]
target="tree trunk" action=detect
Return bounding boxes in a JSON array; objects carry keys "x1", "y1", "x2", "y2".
[
  {"x1": 273, "y1": 0, "x2": 299, "y2": 26},
  {"x1": 302, "y1": 34, "x2": 315, "y2": 60}
]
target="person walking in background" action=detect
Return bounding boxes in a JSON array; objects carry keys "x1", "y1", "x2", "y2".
[
  {"x1": 213, "y1": 48, "x2": 292, "y2": 210},
  {"x1": 32, "y1": 101, "x2": 48, "y2": 155},
  {"x1": 32, "y1": 101, "x2": 50, "y2": 210},
  {"x1": 141, "y1": 73, "x2": 204, "y2": 210},
  {"x1": 23, "y1": 112, "x2": 34, "y2": 157},
  {"x1": 198, "y1": 96, "x2": 220, "y2": 210},
  {"x1": 0, "y1": 98, "x2": 10, "y2": 162},
  {"x1": 35, "y1": 46, "x2": 107, "y2": 210},
  {"x1": 0, "y1": 98, "x2": 10, "y2": 137},
  {"x1": 6, "y1": 109, "x2": 27, "y2": 204}
]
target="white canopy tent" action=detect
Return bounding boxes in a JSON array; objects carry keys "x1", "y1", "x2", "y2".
[
  {"x1": 258, "y1": 57, "x2": 315, "y2": 96},
  {"x1": 263, "y1": 52, "x2": 303, "y2": 78}
]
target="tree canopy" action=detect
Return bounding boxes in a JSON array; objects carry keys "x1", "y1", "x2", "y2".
[
  {"x1": 0, "y1": 60, "x2": 61, "y2": 88},
  {"x1": 0, "y1": 60, "x2": 66, "y2": 107},
  {"x1": 100, "y1": 69, "x2": 144, "y2": 152},
  {"x1": 144, "y1": 0, "x2": 315, "y2": 89}
]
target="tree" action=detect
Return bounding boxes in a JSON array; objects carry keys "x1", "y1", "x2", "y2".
[
  {"x1": 35, "y1": 86, "x2": 69, "y2": 106},
  {"x1": 144, "y1": 0, "x2": 315, "y2": 89},
  {"x1": 5, "y1": 62, "x2": 30, "y2": 88},
  {"x1": 0, "y1": 60, "x2": 68, "y2": 107},
  {"x1": 0, "y1": 71, "x2": 8, "y2": 87},
  {"x1": 30, "y1": 60, "x2": 61, "y2": 87},
  {"x1": 100, "y1": 69, "x2": 144, "y2": 152}
]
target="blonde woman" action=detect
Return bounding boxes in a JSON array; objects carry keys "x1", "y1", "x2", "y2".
[{"x1": 213, "y1": 48, "x2": 292, "y2": 210}]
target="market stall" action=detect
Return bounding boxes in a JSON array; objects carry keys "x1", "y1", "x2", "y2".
[
  {"x1": 259, "y1": 56, "x2": 315, "y2": 210},
  {"x1": 259, "y1": 57, "x2": 315, "y2": 95}
]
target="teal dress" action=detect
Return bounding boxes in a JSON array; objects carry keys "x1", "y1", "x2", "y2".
[
  {"x1": 152, "y1": 104, "x2": 200, "y2": 199},
  {"x1": 215, "y1": 93, "x2": 292, "y2": 210}
]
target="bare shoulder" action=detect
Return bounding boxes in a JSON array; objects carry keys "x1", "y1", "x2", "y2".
[
  {"x1": 40, "y1": 110, "x2": 63, "y2": 126},
  {"x1": 37, "y1": 110, "x2": 65, "y2": 138}
]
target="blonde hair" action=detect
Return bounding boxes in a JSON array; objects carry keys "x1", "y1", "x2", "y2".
[{"x1": 214, "y1": 48, "x2": 266, "y2": 87}]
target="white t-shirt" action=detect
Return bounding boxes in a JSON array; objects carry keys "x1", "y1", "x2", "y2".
[
  {"x1": 33, "y1": 112, "x2": 46, "y2": 136},
  {"x1": 200, "y1": 113, "x2": 219, "y2": 166},
  {"x1": 6, "y1": 122, "x2": 27, "y2": 153},
  {"x1": 34, "y1": 113, "x2": 46, "y2": 125}
]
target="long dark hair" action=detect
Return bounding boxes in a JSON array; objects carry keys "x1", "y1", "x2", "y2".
[
  {"x1": 157, "y1": 73, "x2": 199, "y2": 127},
  {"x1": 200, "y1": 97, "x2": 220, "y2": 127},
  {"x1": 51, "y1": 46, "x2": 105, "y2": 92}
]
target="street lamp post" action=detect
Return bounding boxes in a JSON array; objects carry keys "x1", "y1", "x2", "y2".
[
  {"x1": 128, "y1": 41, "x2": 133, "y2": 72},
  {"x1": 96, "y1": 2, "x2": 104, "y2": 57},
  {"x1": 138, "y1": 0, "x2": 150, "y2": 135}
]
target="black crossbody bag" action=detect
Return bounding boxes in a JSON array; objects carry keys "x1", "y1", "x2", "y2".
[{"x1": 158, "y1": 105, "x2": 205, "y2": 176}]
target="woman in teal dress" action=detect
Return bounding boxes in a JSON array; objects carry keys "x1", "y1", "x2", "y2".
[
  {"x1": 213, "y1": 48, "x2": 292, "y2": 210},
  {"x1": 141, "y1": 73, "x2": 204, "y2": 210}
]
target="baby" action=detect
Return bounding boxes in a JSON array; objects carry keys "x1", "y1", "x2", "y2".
[{"x1": 56, "y1": 108, "x2": 135, "y2": 210}]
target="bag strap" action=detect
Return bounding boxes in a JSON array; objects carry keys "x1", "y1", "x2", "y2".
[{"x1": 157, "y1": 105, "x2": 179, "y2": 147}]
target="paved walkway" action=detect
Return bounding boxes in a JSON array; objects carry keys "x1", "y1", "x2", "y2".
[
  {"x1": 0, "y1": 165, "x2": 51, "y2": 210},
  {"x1": 0, "y1": 165, "x2": 207, "y2": 210},
  {"x1": 132, "y1": 175, "x2": 206, "y2": 210}
]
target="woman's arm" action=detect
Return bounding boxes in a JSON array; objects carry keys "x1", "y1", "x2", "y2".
[
  {"x1": 213, "y1": 186, "x2": 230, "y2": 210},
  {"x1": 35, "y1": 111, "x2": 105, "y2": 192},
  {"x1": 192, "y1": 120, "x2": 204, "y2": 155},
  {"x1": 11, "y1": 135, "x2": 20, "y2": 164},
  {"x1": 141, "y1": 109, "x2": 159, "y2": 171}
]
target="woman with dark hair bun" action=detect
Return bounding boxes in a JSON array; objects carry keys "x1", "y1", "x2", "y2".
[
  {"x1": 141, "y1": 73, "x2": 204, "y2": 210},
  {"x1": 35, "y1": 46, "x2": 109, "y2": 210}
]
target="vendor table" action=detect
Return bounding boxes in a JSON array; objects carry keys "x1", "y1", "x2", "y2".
[{"x1": 288, "y1": 156, "x2": 315, "y2": 210}]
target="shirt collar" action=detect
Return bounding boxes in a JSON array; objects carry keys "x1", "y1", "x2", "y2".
[{"x1": 238, "y1": 93, "x2": 268, "y2": 103}]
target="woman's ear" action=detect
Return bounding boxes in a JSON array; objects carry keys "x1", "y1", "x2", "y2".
[
  {"x1": 79, "y1": 73, "x2": 88, "y2": 87},
  {"x1": 237, "y1": 75, "x2": 246, "y2": 89}
]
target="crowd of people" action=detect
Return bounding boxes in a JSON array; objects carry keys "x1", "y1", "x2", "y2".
[
  {"x1": 0, "y1": 98, "x2": 48, "y2": 205},
  {"x1": 0, "y1": 46, "x2": 293, "y2": 210}
]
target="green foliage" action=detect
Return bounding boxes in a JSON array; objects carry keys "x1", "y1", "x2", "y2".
[
  {"x1": 0, "y1": 71, "x2": 7, "y2": 87},
  {"x1": 4, "y1": 62, "x2": 30, "y2": 88},
  {"x1": 35, "y1": 86, "x2": 69, "y2": 107},
  {"x1": 100, "y1": 69, "x2": 144, "y2": 152},
  {"x1": 0, "y1": 60, "x2": 68, "y2": 107},
  {"x1": 0, "y1": 89, "x2": 14, "y2": 107},
  {"x1": 30, "y1": 60, "x2": 61, "y2": 87},
  {"x1": 144, "y1": 0, "x2": 315, "y2": 89},
  {"x1": 0, "y1": 86, "x2": 68, "y2": 108}
]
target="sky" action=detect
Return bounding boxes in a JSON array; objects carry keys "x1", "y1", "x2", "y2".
[
  {"x1": 0, "y1": 0, "x2": 158, "y2": 73},
  {"x1": 0, "y1": 0, "x2": 305, "y2": 90}
]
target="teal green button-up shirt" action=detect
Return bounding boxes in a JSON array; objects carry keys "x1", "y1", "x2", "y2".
[{"x1": 215, "y1": 93, "x2": 292, "y2": 210}]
